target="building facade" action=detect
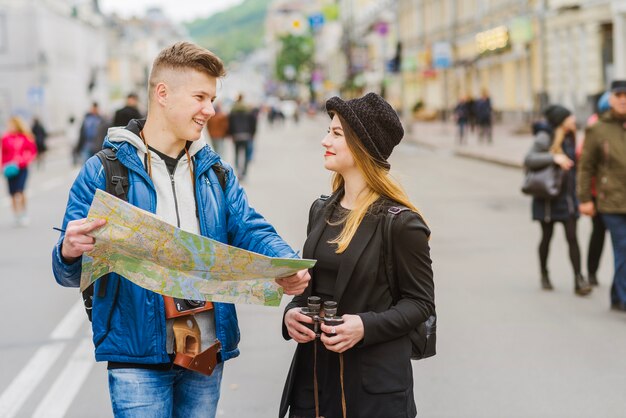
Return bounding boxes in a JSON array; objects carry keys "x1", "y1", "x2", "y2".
[
  {"x1": 398, "y1": 0, "x2": 543, "y2": 122},
  {"x1": 0, "y1": 0, "x2": 108, "y2": 132},
  {"x1": 545, "y1": 0, "x2": 626, "y2": 117}
]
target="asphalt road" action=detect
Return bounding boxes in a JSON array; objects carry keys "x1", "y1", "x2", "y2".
[{"x1": 1, "y1": 114, "x2": 624, "y2": 418}]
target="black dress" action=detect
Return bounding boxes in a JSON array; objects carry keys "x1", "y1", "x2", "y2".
[{"x1": 290, "y1": 205, "x2": 349, "y2": 418}]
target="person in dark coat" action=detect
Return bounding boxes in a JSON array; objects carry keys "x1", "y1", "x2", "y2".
[
  {"x1": 113, "y1": 93, "x2": 142, "y2": 127},
  {"x1": 280, "y1": 92, "x2": 435, "y2": 418},
  {"x1": 474, "y1": 89, "x2": 493, "y2": 144},
  {"x1": 453, "y1": 96, "x2": 470, "y2": 145},
  {"x1": 31, "y1": 116, "x2": 47, "y2": 168},
  {"x1": 227, "y1": 94, "x2": 257, "y2": 179},
  {"x1": 524, "y1": 105, "x2": 592, "y2": 295}
]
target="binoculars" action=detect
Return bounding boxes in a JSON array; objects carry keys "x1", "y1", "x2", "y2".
[{"x1": 300, "y1": 296, "x2": 344, "y2": 337}]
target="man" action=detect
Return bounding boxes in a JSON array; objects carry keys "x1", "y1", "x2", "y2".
[
  {"x1": 474, "y1": 89, "x2": 493, "y2": 144},
  {"x1": 228, "y1": 94, "x2": 257, "y2": 180},
  {"x1": 113, "y1": 92, "x2": 143, "y2": 127},
  {"x1": 52, "y1": 42, "x2": 309, "y2": 416},
  {"x1": 74, "y1": 102, "x2": 104, "y2": 163},
  {"x1": 578, "y1": 79, "x2": 626, "y2": 312}
]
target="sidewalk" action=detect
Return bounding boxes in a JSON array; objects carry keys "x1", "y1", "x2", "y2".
[{"x1": 405, "y1": 120, "x2": 533, "y2": 169}]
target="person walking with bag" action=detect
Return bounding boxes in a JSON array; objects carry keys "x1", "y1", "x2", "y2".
[
  {"x1": 1, "y1": 116, "x2": 37, "y2": 226},
  {"x1": 280, "y1": 93, "x2": 435, "y2": 418},
  {"x1": 524, "y1": 105, "x2": 591, "y2": 295}
]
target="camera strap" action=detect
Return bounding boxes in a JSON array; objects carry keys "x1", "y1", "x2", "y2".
[{"x1": 312, "y1": 337, "x2": 347, "y2": 418}]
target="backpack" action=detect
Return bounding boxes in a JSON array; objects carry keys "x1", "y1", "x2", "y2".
[
  {"x1": 81, "y1": 147, "x2": 227, "y2": 321},
  {"x1": 382, "y1": 206, "x2": 437, "y2": 360},
  {"x1": 309, "y1": 196, "x2": 437, "y2": 360}
]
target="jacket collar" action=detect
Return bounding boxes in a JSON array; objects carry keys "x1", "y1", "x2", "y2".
[{"x1": 103, "y1": 124, "x2": 221, "y2": 183}]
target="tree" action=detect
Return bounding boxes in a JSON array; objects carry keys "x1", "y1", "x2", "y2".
[{"x1": 275, "y1": 34, "x2": 314, "y2": 84}]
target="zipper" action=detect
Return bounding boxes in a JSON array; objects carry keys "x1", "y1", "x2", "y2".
[{"x1": 170, "y1": 173, "x2": 181, "y2": 228}]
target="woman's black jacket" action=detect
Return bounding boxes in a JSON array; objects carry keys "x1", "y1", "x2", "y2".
[
  {"x1": 279, "y1": 193, "x2": 435, "y2": 418},
  {"x1": 524, "y1": 124, "x2": 579, "y2": 222}
]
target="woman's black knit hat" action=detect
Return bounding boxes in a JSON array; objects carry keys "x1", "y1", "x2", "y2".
[
  {"x1": 325, "y1": 92, "x2": 404, "y2": 169},
  {"x1": 544, "y1": 104, "x2": 572, "y2": 128}
]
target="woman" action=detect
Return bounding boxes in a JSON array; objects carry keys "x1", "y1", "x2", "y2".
[
  {"x1": 280, "y1": 93, "x2": 435, "y2": 418},
  {"x1": 1, "y1": 116, "x2": 37, "y2": 226},
  {"x1": 524, "y1": 105, "x2": 591, "y2": 295}
]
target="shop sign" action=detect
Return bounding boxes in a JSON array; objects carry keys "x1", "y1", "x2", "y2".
[
  {"x1": 510, "y1": 17, "x2": 533, "y2": 44},
  {"x1": 432, "y1": 41, "x2": 452, "y2": 69},
  {"x1": 476, "y1": 26, "x2": 510, "y2": 54}
]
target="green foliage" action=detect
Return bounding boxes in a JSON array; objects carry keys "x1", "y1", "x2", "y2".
[
  {"x1": 184, "y1": 0, "x2": 271, "y2": 63},
  {"x1": 275, "y1": 34, "x2": 314, "y2": 82}
]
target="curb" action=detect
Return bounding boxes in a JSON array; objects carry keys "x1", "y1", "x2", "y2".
[
  {"x1": 408, "y1": 134, "x2": 525, "y2": 169},
  {"x1": 454, "y1": 150, "x2": 524, "y2": 169}
]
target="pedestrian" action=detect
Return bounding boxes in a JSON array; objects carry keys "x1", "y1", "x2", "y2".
[
  {"x1": 578, "y1": 80, "x2": 626, "y2": 312},
  {"x1": 52, "y1": 41, "x2": 310, "y2": 417},
  {"x1": 474, "y1": 89, "x2": 493, "y2": 144},
  {"x1": 524, "y1": 105, "x2": 591, "y2": 295},
  {"x1": 74, "y1": 102, "x2": 104, "y2": 164},
  {"x1": 227, "y1": 94, "x2": 257, "y2": 180},
  {"x1": 453, "y1": 96, "x2": 469, "y2": 145},
  {"x1": 1, "y1": 116, "x2": 37, "y2": 226},
  {"x1": 31, "y1": 116, "x2": 48, "y2": 169},
  {"x1": 279, "y1": 92, "x2": 435, "y2": 418},
  {"x1": 466, "y1": 95, "x2": 476, "y2": 133},
  {"x1": 67, "y1": 115, "x2": 81, "y2": 166},
  {"x1": 206, "y1": 102, "x2": 228, "y2": 156},
  {"x1": 578, "y1": 92, "x2": 611, "y2": 286},
  {"x1": 113, "y1": 92, "x2": 142, "y2": 127}
]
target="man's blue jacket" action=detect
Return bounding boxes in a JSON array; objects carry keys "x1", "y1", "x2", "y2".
[{"x1": 52, "y1": 139, "x2": 296, "y2": 364}]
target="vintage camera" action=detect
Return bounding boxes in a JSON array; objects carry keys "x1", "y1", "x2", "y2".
[
  {"x1": 300, "y1": 296, "x2": 343, "y2": 338},
  {"x1": 164, "y1": 296, "x2": 214, "y2": 319}
]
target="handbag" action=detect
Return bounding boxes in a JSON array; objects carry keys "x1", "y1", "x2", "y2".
[
  {"x1": 521, "y1": 164, "x2": 563, "y2": 198},
  {"x1": 2, "y1": 162, "x2": 19, "y2": 179}
]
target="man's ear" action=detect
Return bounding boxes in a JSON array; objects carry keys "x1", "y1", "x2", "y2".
[{"x1": 154, "y1": 82, "x2": 168, "y2": 106}]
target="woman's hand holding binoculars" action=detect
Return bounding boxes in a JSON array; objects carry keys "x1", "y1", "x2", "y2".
[
  {"x1": 320, "y1": 314, "x2": 364, "y2": 353},
  {"x1": 285, "y1": 308, "x2": 317, "y2": 343}
]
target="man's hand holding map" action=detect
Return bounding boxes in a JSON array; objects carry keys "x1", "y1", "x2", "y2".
[{"x1": 80, "y1": 189, "x2": 315, "y2": 306}]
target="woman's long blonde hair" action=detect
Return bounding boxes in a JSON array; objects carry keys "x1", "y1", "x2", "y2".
[
  {"x1": 549, "y1": 125, "x2": 573, "y2": 155},
  {"x1": 328, "y1": 113, "x2": 424, "y2": 253},
  {"x1": 8, "y1": 116, "x2": 34, "y2": 140}
]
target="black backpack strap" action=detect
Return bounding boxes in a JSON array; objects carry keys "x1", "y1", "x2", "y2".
[
  {"x1": 383, "y1": 206, "x2": 411, "y2": 303},
  {"x1": 96, "y1": 148, "x2": 129, "y2": 201},
  {"x1": 311, "y1": 194, "x2": 329, "y2": 218},
  {"x1": 383, "y1": 206, "x2": 437, "y2": 360},
  {"x1": 211, "y1": 162, "x2": 227, "y2": 191}
]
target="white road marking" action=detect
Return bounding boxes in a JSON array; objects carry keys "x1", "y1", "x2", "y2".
[
  {"x1": 0, "y1": 300, "x2": 86, "y2": 418},
  {"x1": 40, "y1": 176, "x2": 68, "y2": 192},
  {"x1": 32, "y1": 338, "x2": 94, "y2": 418}
]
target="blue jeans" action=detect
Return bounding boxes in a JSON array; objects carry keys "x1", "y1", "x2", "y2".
[
  {"x1": 108, "y1": 363, "x2": 223, "y2": 418},
  {"x1": 601, "y1": 214, "x2": 626, "y2": 305}
]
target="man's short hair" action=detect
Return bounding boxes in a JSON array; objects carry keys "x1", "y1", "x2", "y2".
[{"x1": 149, "y1": 42, "x2": 226, "y2": 93}]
